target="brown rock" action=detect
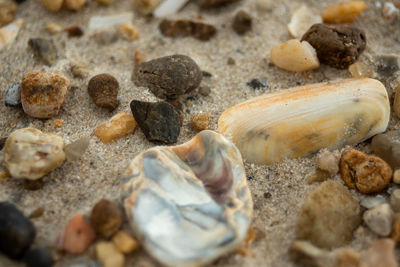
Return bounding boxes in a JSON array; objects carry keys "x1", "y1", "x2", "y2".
[
  {"x1": 96, "y1": 241, "x2": 125, "y2": 267},
  {"x1": 198, "y1": 0, "x2": 240, "y2": 9},
  {"x1": 159, "y1": 19, "x2": 217, "y2": 41},
  {"x1": 232, "y1": 10, "x2": 252, "y2": 35},
  {"x1": 88, "y1": 74, "x2": 120, "y2": 110},
  {"x1": 191, "y1": 113, "x2": 210, "y2": 131},
  {"x1": 0, "y1": 1, "x2": 17, "y2": 26},
  {"x1": 340, "y1": 149, "x2": 393, "y2": 194},
  {"x1": 21, "y1": 73, "x2": 69, "y2": 118},
  {"x1": 301, "y1": 24, "x2": 366, "y2": 69},
  {"x1": 90, "y1": 199, "x2": 123, "y2": 238},
  {"x1": 360, "y1": 239, "x2": 398, "y2": 267}
]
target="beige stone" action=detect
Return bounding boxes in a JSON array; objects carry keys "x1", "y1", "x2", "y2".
[
  {"x1": 94, "y1": 113, "x2": 137, "y2": 143},
  {"x1": 363, "y1": 203, "x2": 394, "y2": 236},
  {"x1": 348, "y1": 62, "x2": 374, "y2": 78},
  {"x1": 322, "y1": 1, "x2": 366, "y2": 24},
  {"x1": 191, "y1": 113, "x2": 210, "y2": 131},
  {"x1": 317, "y1": 149, "x2": 340, "y2": 175},
  {"x1": 96, "y1": 242, "x2": 125, "y2": 267},
  {"x1": 119, "y1": 22, "x2": 139, "y2": 41},
  {"x1": 360, "y1": 239, "x2": 398, "y2": 267},
  {"x1": 390, "y1": 189, "x2": 400, "y2": 212},
  {"x1": 288, "y1": 5, "x2": 322, "y2": 38},
  {"x1": 65, "y1": 0, "x2": 86, "y2": 11},
  {"x1": 133, "y1": 0, "x2": 158, "y2": 15},
  {"x1": 112, "y1": 231, "x2": 139, "y2": 254},
  {"x1": 393, "y1": 169, "x2": 400, "y2": 184},
  {"x1": 45, "y1": 22, "x2": 63, "y2": 34}
]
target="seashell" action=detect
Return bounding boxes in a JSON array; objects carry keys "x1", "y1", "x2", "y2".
[
  {"x1": 218, "y1": 78, "x2": 390, "y2": 165},
  {"x1": 0, "y1": 19, "x2": 23, "y2": 51},
  {"x1": 121, "y1": 130, "x2": 252, "y2": 266}
]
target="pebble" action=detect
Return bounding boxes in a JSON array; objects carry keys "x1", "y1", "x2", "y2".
[
  {"x1": 390, "y1": 189, "x2": 400, "y2": 212},
  {"x1": 96, "y1": 242, "x2": 125, "y2": 267},
  {"x1": 45, "y1": 22, "x2": 63, "y2": 34},
  {"x1": 394, "y1": 169, "x2": 400, "y2": 184},
  {"x1": 360, "y1": 195, "x2": 386, "y2": 209},
  {"x1": 198, "y1": 86, "x2": 211, "y2": 96},
  {"x1": 4, "y1": 128, "x2": 65, "y2": 180},
  {"x1": 301, "y1": 24, "x2": 366, "y2": 69},
  {"x1": 5, "y1": 82, "x2": 21, "y2": 107},
  {"x1": 382, "y1": 2, "x2": 399, "y2": 22},
  {"x1": 65, "y1": 0, "x2": 86, "y2": 11},
  {"x1": 375, "y1": 54, "x2": 399, "y2": 77},
  {"x1": 198, "y1": 0, "x2": 240, "y2": 8},
  {"x1": 29, "y1": 207, "x2": 45, "y2": 219},
  {"x1": 23, "y1": 248, "x2": 54, "y2": 267},
  {"x1": 232, "y1": 10, "x2": 252, "y2": 35},
  {"x1": 130, "y1": 100, "x2": 180, "y2": 144},
  {"x1": 41, "y1": 0, "x2": 63, "y2": 12},
  {"x1": 317, "y1": 149, "x2": 340, "y2": 175},
  {"x1": 349, "y1": 62, "x2": 374, "y2": 78},
  {"x1": 28, "y1": 38, "x2": 57, "y2": 66},
  {"x1": 64, "y1": 137, "x2": 90, "y2": 162},
  {"x1": 191, "y1": 113, "x2": 210, "y2": 131},
  {"x1": 359, "y1": 239, "x2": 398, "y2": 267},
  {"x1": 306, "y1": 169, "x2": 330, "y2": 184},
  {"x1": 340, "y1": 149, "x2": 392, "y2": 194},
  {"x1": 134, "y1": 55, "x2": 202, "y2": 99},
  {"x1": 363, "y1": 203, "x2": 394, "y2": 236},
  {"x1": 94, "y1": 112, "x2": 137, "y2": 143},
  {"x1": 21, "y1": 72, "x2": 69, "y2": 118},
  {"x1": 97, "y1": 0, "x2": 115, "y2": 5},
  {"x1": 133, "y1": 0, "x2": 159, "y2": 15},
  {"x1": 391, "y1": 213, "x2": 400, "y2": 243},
  {"x1": 270, "y1": 39, "x2": 319, "y2": 72},
  {"x1": 88, "y1": 73, "x2": 120, "y2": 110},
  {"x1": 112, "y1": 231, "x2": 139, "y2": 254},
  {"x1": 159, "y1": 19, "x2": 217, "y2": 41},
  {"x1": 394, "y1": 83, "x2": 400, "y2": 118},
  {"x1": 247, "y1": 78, "x2": 267, "y2": 89},
  {"x1": 119, "y1": 22, "x2": 139, "y2": 41},
  {"x1": 227, "y1": 57, "x2": 235, "y2": 65},
  {"x1": 70, "y1": 61, "x2": 91, "y2": 78},
  {"x1": 0, "y1": 19, "x2": 23, "y2": 50},
  {"x1": 296, "y1": 181, "x2": 361, "y2": 248},
  {"x1": 321, "y1": 1, "x2": 366, "y2": 24},
  {"x1": 64, "y1": 25, "x2": 84, "y2": 38},
  {"x1": 58, "y1": 214, "x2": 96, "y2": 254},
  {"x1": 133, "y1": 49, "x2": 145, "y2": 69},
  {"x1": 0, "y1": 1, "x2": 17, "y2": 26},
  {"x1": 90, "y1": 199, "x2": 123, "y2": 238},
  {"x1": 288, "y1": 5, "x2": 322, "y2": 39},
  {"x1": 371, "y1": 131, "x2": 400, "y2": 169},
  {"x1": 0, "y1": 202, "x2": 36, "y2": 259}
]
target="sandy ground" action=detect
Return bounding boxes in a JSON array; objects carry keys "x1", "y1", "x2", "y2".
[{"x1": 1, "y1": 0, "x2": 400, "y2": 266}]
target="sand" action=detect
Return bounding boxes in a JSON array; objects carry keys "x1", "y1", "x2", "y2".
[{"x1": 1, "y1": 0, "x2": 400, "y2": 266}]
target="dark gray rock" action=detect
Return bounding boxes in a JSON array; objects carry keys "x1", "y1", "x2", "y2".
[
  {"x1": 5, "y1": 82, "x2": 21, "y2": 107},
  {"x1": 23, "y1": 248, "x2": 54, "y2": 267}
]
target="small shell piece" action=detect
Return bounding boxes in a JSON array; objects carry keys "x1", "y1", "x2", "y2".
[
  {"x1": 218, "y1": 78, "x2": 390, "y2": 165},
  {"x1": 121, "y1": 130, "x2": 252, "y2": 266},
  {"x1": 0, "y1": 19, "x2": 23, "y2": 51},
  {"x1": 288, "y1": 5, "x2": 322, "y2": 38},
  {"x1": 322, "y1": 1, "x2": 366, "y2": 24}
]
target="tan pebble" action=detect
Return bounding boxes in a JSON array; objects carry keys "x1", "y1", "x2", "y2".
[
  {"x1": 393, "y1": 83, "x2": 400, "y2": 119},
  {"x1": 0, "y1": 19, "x2": 23, "y2": 50},
  {"x1": 112, "y1": 231, "x2": 139, "y2": 254},
  {"x1": 359, "y1": 239, "x2": 397, "y2": 267},
  {"x1": 394, "y1": 169, "x2": 400, "y2": 184},
  {"x1": 256, "y1": 0, "x2": 273, "y2": 12},
  {"x1": 306, "y1": 169, "x2": 330, "y2": 184},
  {"x1": 65, "y1": 0, "x2": 86, "y2": 11},
  {"x1": 29, "y1": 207, "x2": 45, "y2": 219},
  {"x1": 391, "y1": 213, "x2": 400, "y2": 243},
  {"x1": 322, "y1": 1, "x2": 366, "y2": 24},
  {"x1": 0, "y1": 1, "x2": 17, "y2": 26},
  {"x1": 45, "y1": 22, "x2": 63, "y2": 34},
  {"x1": 390, "y1": 189, "x2": 400, "y2": 212},
  {"x1": 96, "y1": 241, "x2": 125, "y2": 267},
  {"x1": 270, "y1": 39, "x2": 319, "y2": 72},
  {"x1": 97, "y1": 0, "x2": 115, "y2": 5},
  {"x1": 133, "y1": 0, "x2": 159, "y2": 15},
  {"x1": 317, "y1": 149, "x2": 340, "y2": 175},
  {"x1": 41, "y1": 0, "x2": 63, "y2": 12},
  {"x1": 191, "y1": 113, "x2": 210, "y2": 131},
  {"x1": 59, "y1": 214, "x2": 96, "y2": 254},
  {"x1": 348, "y1": 62, "x2": 374, "y2": 78},
  {"x1": 90, "y1": 199, "x2": 123, "y2": 238},
  {"x1": 134, "y1": 49, "x2": 145, "y2": 69},
  {"x1": 21, "y1": 72, "x2": 70, "y2": 119},
  {"x1": 94, "y1": 113, "x2": 137, "y2": 143},
  {"x1": 0, "y1": 171, "x2": 10, "y2": 179},
  {"x1": 54, "y1": 119, "x2": 63, "y2": 128},
  {"x1": 70, "y1": 61, "x2": 91, "y2": 78},
  {"x1": 340, "y1": 149, "x2": 392, "y2": 194},
  {"x1": 120, "y1": 22, "x2": 139, "y2": 41}
]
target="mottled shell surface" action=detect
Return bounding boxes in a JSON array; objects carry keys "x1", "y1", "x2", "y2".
[
  {"x1": 121, "y1": 130, "x2": 252, "y2": 267},
  {"x1": 218, "y1": 78, "x2": 389, "y2": 165}
]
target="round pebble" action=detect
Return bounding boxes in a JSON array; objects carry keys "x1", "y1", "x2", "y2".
[
  {"x1": 90, "y1": 199, "x2": 123, "y2": 238},
  {"x1": 88, "y1": 74, "x2": 120, "y2": 110}
]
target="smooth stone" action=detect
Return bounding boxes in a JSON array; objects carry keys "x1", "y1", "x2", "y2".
[
  {"x1": 96, "y1": 242, "x2": 124, "y2": 267},
  {"x1": 0, "y1": 202, "x2": 36, "y2": 259},
  {"x1": 112, "y1": 231, "x2": 139, "y2": 254},
  {"x1": 232, "y1": 10, "x2": 252, "y2": 35},
  {"x1": 64, "y1": 137, "x2": 90, "y2": 162},
  {"x1": 23, "y1": 248, "x2": 54, "y2": 267},
  {"x1": 360, "y1": 195, "x2": 386, "y2": 209},
  {"x1": 363, "y1": 203, "x2": 394, "y2": 236},
  {"x1": 93, "y1": 113, "x2": 137, "y2": 143},
  {"x1": 360, "y1": 239, "x2": 398, "y2": 267},
  {"x1": 296, "y1": 181, "x2": 361, "y2": 248},
  {"x1": 90, "y1": 199, "x2": 123, "y2": 239},
  {"x1": 5, "y1": 82, "x2": 21, "y2": 107},
  {"x1": 121, "y1": 130, "x2": 252, "y2": 266},
  {"x1": 28, "y1": 38, "x2": 57, "y2": 66},
  {"x1": 390, "y1": 189, "x2": 400, "y2": 212},
  {"x1": 371, "y1": 130, "x2": 400, "y2": 170}
]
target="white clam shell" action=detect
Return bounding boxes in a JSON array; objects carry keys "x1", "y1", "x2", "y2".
[
  {"x1": 218, "y1": 78, "x2": 390, "y2": 165},
  {"x1": 121, "y1": 130, "x2": 252, "y2": 267}
]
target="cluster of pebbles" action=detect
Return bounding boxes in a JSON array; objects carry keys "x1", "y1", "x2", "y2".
[{"x1": 1, "y1": 0, "x2": 400, "y2": 267}]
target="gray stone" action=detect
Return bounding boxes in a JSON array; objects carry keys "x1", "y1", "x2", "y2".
[{"x1": 5, "y1": 82, "x2": 21, "y2": 107}]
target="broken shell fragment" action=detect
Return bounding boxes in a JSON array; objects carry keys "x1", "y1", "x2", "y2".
[
  {"x1": 121, "y1": 130, "x2": 252, "y2": 266},
  {"x1": 0, "y1": 19, "x2": 23, "y2": 51},
  {"x1": 288, "y1": 5, "x2": 322, "y2": 38},
  {"x1": 218, "y1": 78, "x2": 389, "y2": 165}
]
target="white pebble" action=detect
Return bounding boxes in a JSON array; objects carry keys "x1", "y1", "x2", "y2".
[{"x1": 363, "y1": 203, "x2": 394, "y2": 236}]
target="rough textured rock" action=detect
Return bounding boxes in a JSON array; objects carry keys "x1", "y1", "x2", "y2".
[
  {"x1": 301, "y1": 24, "x2": 366, "y2": 69},
  {"x1": 232, "y1": 10, "x2": 252, "y2": 35},
  {"x1": 21, "y1": 72, "x2": 70, "y2": 118},
  {"x1": 321, "y1": 1, "x2": 366, "y2": 24},
  {"x1": 5, "y1": 82, "x2": 21, "y2": 107},
  {"x1": 88, "y1": 73, "x2": 120, "y2": 110},
  {"x1": 90, "y1": 199, "x2": 123, "y2": 238},
  {"x1": 64, "y1": 137, "x2": 90, "y2": 162},
  {"x1": 296, "y1": 181, "x2": 361, "y2": 248},
  {"x1": 3, "y1": 128, "x2": 66, "y2": 180},
  {"x1": 0, "y1": 202, "x2": 36, "y2": 259},
  {"x1": 359, "y1": 239, "x2": 398, "y2": 267},
  {"x1": 191, "y1": 113, "x2": 210, "y2": 131},
  {"x1": 159, "y1": 20, "x2": 217, "y2": 41},
  {"x1": 363, "y1": 203, "x2": 394, "y2": 236},
  {"x1": 28, "y1": 38, "x2": 57, "y2": 66},
  {"x1": 340, "y1": 149, "x2": 392, "y2": 194}
]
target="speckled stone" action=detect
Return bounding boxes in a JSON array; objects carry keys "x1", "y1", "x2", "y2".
[{"x1": 5, "y1": 82, "x2": 21, "y2": 107}]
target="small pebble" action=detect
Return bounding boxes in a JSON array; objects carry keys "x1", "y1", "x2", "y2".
[
  {"x1": 317, "y1": 149, "x2": 340, "y2": 175},
  {"x1": 4, "y1": 128, "x2": 65, "y2": 180},
  {"x1": 0, "y1": 1, "x2": 17, "y2": 26},
  {"x1": 393, "y1": 83, "x2": 400, "y2": 118},
  {"x1": 65, "y1": 0, "x2": 86, "y2": 11},
  {"x1": 0, "y1": 19, "x2": 23, "y2": 50},
  {"x1": 5, "y1": 82, "x2": 21, "y2": 107},
  {"x1": 191, "y1": 113, "x2": 210, "y2": 131},
  {"x1": 382, "y1": 2, "x2": 399, "y2": 22},
  {"x1": 23, "y1": 179, "x2": 45, "y2": 191},
  {"x1": 130, "y1": 100, "x2": 181, "y2": 144},
  {"x1": 301, "y1": 24, "x2": 366, "y2": 69},
  {"x1": 21, "y1": 72, "x2": 69, "y2": 118},
  {"x1": 247, "y1": 78, "x2": 267, "y2": 90},
  {"x1": 349, "y1": 62, "x2": 374, "y2": 78},
  {"x1": 23, "y1": 248, "x2": 54, "y2": 267},
  {"x1": 28, "y1": 38, "x2": 57, "y2": 66},
  {"x1": 58, "y1": 214, "x2": 96, "y2": 254},
  {"x1": 0, "y1": 202, "x2": 36, "y2": 259},
  {"x1": 29, "y1": 207, "x2": 45, "y2": 219},
  {"x1": 198, "y1": 0, "x2": 240, "y2": 8},
  {"x1": 88, "y1": 73, "x2": 120, "y2": 110},
  {"x1": 96, "y1": 242, "x2": 125, "y2": 267},
  {"x1": 232, "y1": 10, "x2": 252, "y2": 35},
  {"x1": 288, "y1": 5, "x2": 322, "y2": 39},
  {"x1": 41, "y1": 0, "x2": 63, "y2": 12},
  {"x1": 340, "y1": 149, "x2": 392, "y2": 194},
  {"x1": 306, "y1": 169, "x2": 330, "y2": 184},
  {"x1": 393, "y1": 169, "x2": 400, "y2": 184},
  {"x1": 94, "y1": 113, "x2": 137, "y2": 143},
  {"x1": 375, "y1": 54, "x2": 399, "y2": 77},
  {"x1": 360, "y1": 239, "x2": 397, "y2": 267},
  {"x1": 159, "y1": 19, "x2": 217, "y2": 41},
  {"x1": 133, "y1": 49, "x2": 145, "y2": 69},
  {"x1": 363, "y1": 203, "x2": 394, "y2": 236},
  {"x1": 391, "y1": 213, "x2": 400, "y2": 243},
  {"x1": 135, "y1": 55, "x2": 202, "y2": 99},
  {"x1": 64, "y1": 25, "x2": 84, "y2": 38},
  {"x1": 322, "y1": 1, "x2": 366, "y2": 24},
  {"x1": 97, "y1": 0, "x2": 115, "y2": 5},
  {"x1": 119, "y1": 22, "x2": 139, "y2": 41},
  {"x1": 371, "y1": 131, "x2": 400, "y2": 169},
  {"x1": 360, "y1": 195, "x2": 386, "y2": 209},
  {"x1": 45, "y1": 22, "x2": 63, "y2": 34},
  {"x1": 90, "y1": 199, "x2": 123, "y2": 238},
  {"x1": 390, "y1": 189, "x2": 400, "y2": 212},
  {"x1": 70, "y1": 61, "x2": 91, "y2": 78},
  {"x1": 198, "y1": 86, "x2": 211, "y2": 96},
  {"x1": 112, "y1": 231, "x2": 139, "y2": 254},
  {"x1": 64, "y1": 137, "x2": 90, "y2": 162},
  {"x1": 270, "y1": 39, "x2": 319, "y2": 72},
  {"x1": 133, "y1": 0, "x2": 159, "y2": 15},
  {"x1": 227, "y1": 57, "x2": 235, "y2": 65}
]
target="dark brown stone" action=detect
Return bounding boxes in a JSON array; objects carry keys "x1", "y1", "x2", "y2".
[
  {"x1": 301, "y1": 24, "x2": 366, "y2": 69},
  {"x1": 90, "y1": 199, "x2": 123, "y2": 239},
  {"x1": 232, "y1": 10, "x2": 252, "y2": 35},
  {"x1": 159, "y1": 19, "x2": 217, "y2": 41},
  {"x1": 88, "y1": 74, "x2": 120, "y2": 110},
  {"x1": 198, "y1": 0, "x2": 240, "y2": 9}
]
